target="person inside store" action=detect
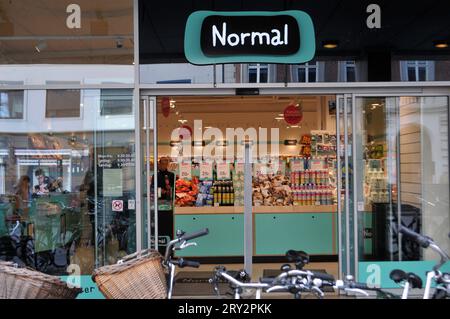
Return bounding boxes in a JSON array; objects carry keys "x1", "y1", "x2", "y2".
[
  {"x1": 151, "y1": 156, "x2": 175, "y2": 255},
  {"x1": 33, "y1": 168, "x2": 55, "y2": 195},
  {"x1": 14, "y1": 175, "x2": 32, "y2": 221}
]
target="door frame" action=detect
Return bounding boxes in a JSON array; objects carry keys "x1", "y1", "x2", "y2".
[{"x1": 136, "y1": 86, "x2": 450, "y2": 280}]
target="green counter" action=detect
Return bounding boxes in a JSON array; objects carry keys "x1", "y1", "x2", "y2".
[{"x1": 174, "y1": 207, "x2": 337, "y2": 257}]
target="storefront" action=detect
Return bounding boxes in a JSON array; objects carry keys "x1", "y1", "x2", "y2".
[{"x1": 0, "y1": 0, "x2": 449, "y2": 297}]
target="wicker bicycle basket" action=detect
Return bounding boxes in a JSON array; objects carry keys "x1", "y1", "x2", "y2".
[
  {"x1": 0, "y1": 261, "x2": 82, "y2": 299},
  {"x1": 92, "y1": 249, "x2": 167, "y2": 299}
]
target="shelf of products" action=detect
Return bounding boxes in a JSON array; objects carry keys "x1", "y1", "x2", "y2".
[
  {"x1": 171, "y1": 130, "x2": 338, "y2": 210},
  {"x1": 175, "y1": 205, "x2": 337, "y2": 214}
]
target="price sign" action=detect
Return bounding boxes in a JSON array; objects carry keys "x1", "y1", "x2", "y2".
[
  {"x1": 216, "y1": 162, "x2": 230, "y2": 180},
  {"x1": 235, "y1": 161, "x2": 244, "y2": 174},
  {"x1": 180, "y1": 162, "x2": 192, "y2": 180},
  {"x1": 199, "y1": 162, "x2": 213, "y2": 180},
  {"x1": 310, "y1": 159, "x2": 325, "y2": 170},
  {"x1": 290, "y1": 160, "x2": 302, "y2": 172}
]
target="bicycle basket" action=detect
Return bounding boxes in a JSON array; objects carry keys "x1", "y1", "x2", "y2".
[
  {"x1": 92, "y1": 249, "x2": 167, "y2": 299},
  {"x1": 0, "y1": 261, "x2": 82, "y2": 299}
]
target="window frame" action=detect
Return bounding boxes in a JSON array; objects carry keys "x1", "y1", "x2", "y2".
[
  {"x1": 45, "y1": 89, "x2": 83, "y2": 119},
  {"x1": 292, "y1": 62, "x2": 319, "y2": 83},
  {"x1": 0, "y1": 90, "x2": 25, "y2": 120},
  {"x1": 400, "y1": 60, "x2": 435, "y2": 82}
]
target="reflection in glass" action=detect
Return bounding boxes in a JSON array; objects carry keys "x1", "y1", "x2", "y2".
[
  {"x1": 0, "y1": 90, "x2": 24, "y2": 119},
  {"x1": 356, "y1": 96, "x2": 449, "y2": 262},
  {"x1": 0, "y1": 89, "x2": 136, "y2": 275}
]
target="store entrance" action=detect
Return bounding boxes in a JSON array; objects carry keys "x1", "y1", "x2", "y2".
[{"x1": 140, "y1": 94, "x2": 341, "y2": 294}]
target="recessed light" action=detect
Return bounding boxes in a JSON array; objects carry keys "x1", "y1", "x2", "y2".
[
  {"x1": 284, "y1": 139, "x2": 297, "y2": 145},
  {"x1": 433, "y1": 41, "x2": 449, "y2": 49},
  {"x1": 322, "y1": 41, "x2": 339, "y2": 49}
]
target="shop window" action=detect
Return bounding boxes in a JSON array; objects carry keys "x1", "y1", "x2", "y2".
[
  {"x1": 293, "y1": 62, "x2": 319, "y2": 83},
  {"x1": 46, "y1": 89, "x2": 81, "y2": 118},
  {"x1": 400, "y1": 61, "x2": 435, "y2": 81},
  {"x1": 246, "y1": 64, "x2": 269, "y2": 83},
  {"x1": 0, "y1": 89, "x2": 137, "y2": 276},
  {"x1": 100, "y1": 89, "x2": 133, "y2": 116},
  {"x1": 0, "y1": 90, "x2": 24, "y2": 119}
]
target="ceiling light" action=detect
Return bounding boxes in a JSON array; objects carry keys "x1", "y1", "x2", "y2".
[
  {"x1": 433, "y1": 40, "x2": 449, "y2": 49},
  {"x1": 284, "y1": 139, "x2": 297, "y2": 146},
  {"x1": 275, "y1": 117, "x2": 284, "y2": 120},
  {"x1": 322, "y1": 40, "x2": 339, "y2": 49},
  {"x1": 34, "y1": 41, "x2": 47, "y2": 53}
]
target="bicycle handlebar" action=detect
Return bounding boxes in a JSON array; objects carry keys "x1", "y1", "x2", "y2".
[
  {"x1": 398, "y1": 226, "x2": 449, "y2": 272},
  {"x1": 181, "y1": 228, "x2": 209, "y2": 242},
  {"x1": 399, "y1": 225, "x2": 431, "y2": 248},
  {"x1": 175, "y1": 258, "x2": 200, "y2": 268}
]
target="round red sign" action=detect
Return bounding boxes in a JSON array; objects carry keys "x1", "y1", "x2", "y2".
[{"x1": 284, "y1": 104, "x2": 302, "y2": 125}]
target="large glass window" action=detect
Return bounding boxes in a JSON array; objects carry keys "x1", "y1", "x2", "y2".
[
  {"x1": 0, "y1": 0, "x2": 133, "y2": 65},
  {"x1": 0, "y1": 89, "x2": 136, "y2": 276},
  {"x1": 355, "y1": 96, "x2": 449, "y2": 264}
]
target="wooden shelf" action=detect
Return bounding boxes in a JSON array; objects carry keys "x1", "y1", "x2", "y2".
[{"x1": 175, "y1": 205, "x2": 337, "y2": 215}]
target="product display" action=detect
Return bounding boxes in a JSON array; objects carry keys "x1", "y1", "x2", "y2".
[
  {"x1": 175, "y1": 178, "x2": 199, "y2": 207},
  {"x1": 195, "y1": 181, "x2": 214, "y2": 207},
  {"x1": 252, "y1": 174, "x2": 292, "y2": 206},
  {"x1": 212, "y1": 180, "x2": 234, "y2": 206},
  {"x1": 232, "y1": 170, "x2": 244, "y2": 206}
]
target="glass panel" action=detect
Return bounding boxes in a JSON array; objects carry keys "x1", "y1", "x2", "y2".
[
  {"x1": 308, "y1": 68, "x2": 317, "y2": 83},
  {"x1": 399, "y1": 96, "x2": 449, "y2": 259},
  {"x1": 0, "y1": 89, "x2": 136, "y2": 275},
  {"x1": 46, "y1": 89, "x2": 81, "y2": 118},
  {"x1": 297, "y1": 68, "x2": 306, "y2": 82},
  {"x1": 0, "y1": 0, "x2": 133, "y2": 65},
  {"x1": 0, "y1": 90, "x2": 24, "y2": 119},
  {"x1": 248, "y1": 67, "x2": 258, "y2": 83},
  {"x1": 356, "y1": 96, "x2": 449, "y2": 286},
  {"x1": 407, "y1": 67, "x2": 417, "y2": 81},
  {"x1": 100, "y1": 89, "x2": 133, "y2": 116},
  {"x1": 259, "y1": 67, "x2": 268, "y2": 83},
  {"x1": 346, "y1": 66, "x2": 356, "y2": 82},
  {"x1": 418, "y1": 67, "x2": 427, "y2": 81}
]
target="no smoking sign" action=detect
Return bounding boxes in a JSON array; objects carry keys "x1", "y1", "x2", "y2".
[{"x1": 112, "y1": 200, "x2": 124, "y2": 212}]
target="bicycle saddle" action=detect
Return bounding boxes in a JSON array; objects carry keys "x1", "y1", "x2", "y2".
[
  {"x1": 389, "y1": 269, "x2": 422, "y2": 288},
  {"x1": 389, "y1": 269, "x2": 407, "y2": 283},
  {"x1": 406, "y1": 272, "x2": 422, "y2": 289},
  {"x1": 286, "y1": 250, "x2": 309, "y2": 264}
]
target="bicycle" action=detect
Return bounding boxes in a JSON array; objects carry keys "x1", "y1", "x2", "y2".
[
  {"x1": 397, "y1": 225, "x2": 450, "y2": 299},
  {"x1": 162, "y1": 228, "x2": 209, "y2": 299}
]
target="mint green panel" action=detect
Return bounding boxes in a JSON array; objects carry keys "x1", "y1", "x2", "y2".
[
  {"x1": 175, "y1": 214, "x2": 244, "y2": 256},
  {"x1": 358, "y1": 261, "x2": 450, "y2": 288},
  {"x1": 256, "y1": 213, "x2": 334, "y2": 255}
]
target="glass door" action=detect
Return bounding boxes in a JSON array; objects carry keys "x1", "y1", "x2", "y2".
[
  {"x1": 337, "y1": 94, "x2": 356, "y2": 278},
  {"x1": 355, "y1": 95, "x2": 450, "y2": 288},
  {"x1": 140, "y1": 96, "x2": 157, "y2": 250}
]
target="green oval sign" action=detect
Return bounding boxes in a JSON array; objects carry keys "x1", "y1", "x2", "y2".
[{"x1": 184, "y1": 10, "x2": 316, "y2": 65}]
